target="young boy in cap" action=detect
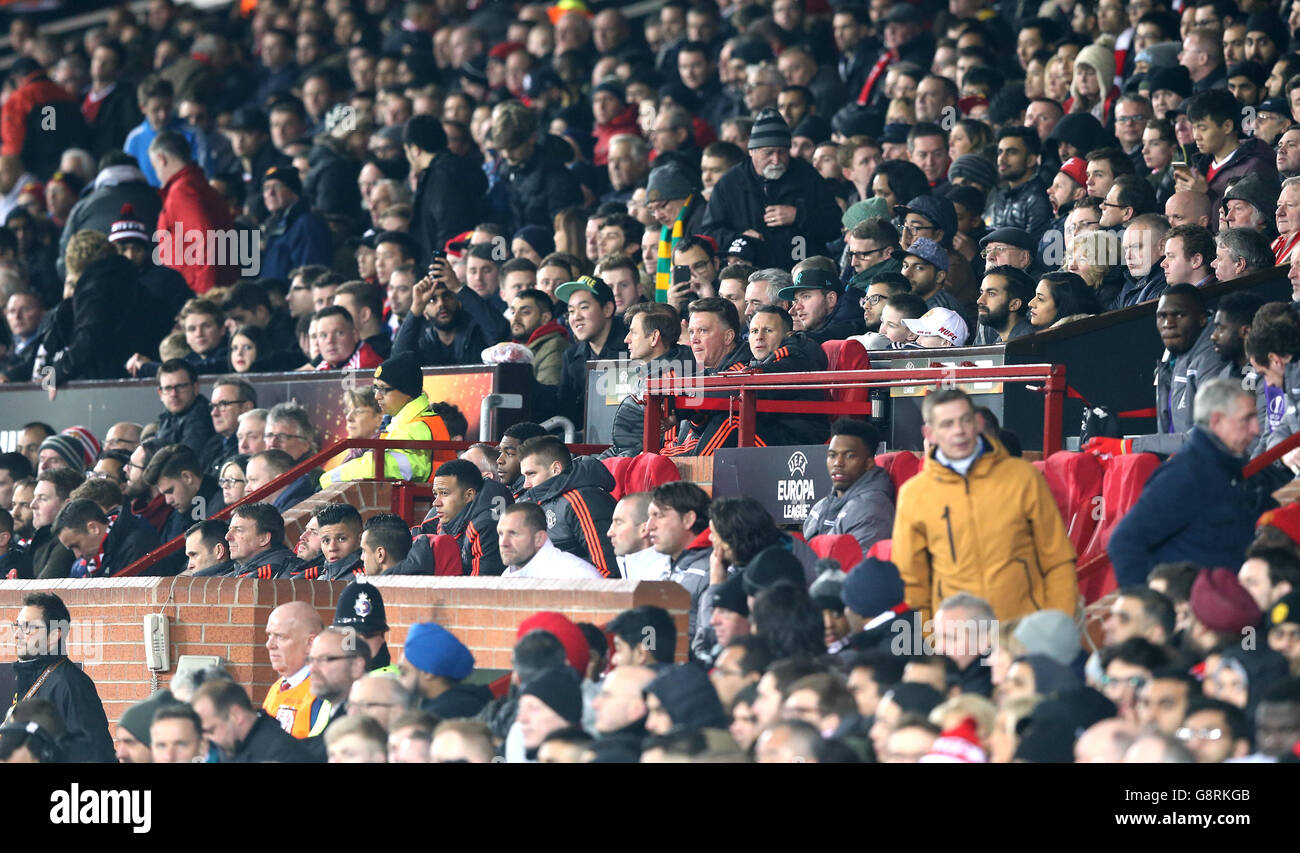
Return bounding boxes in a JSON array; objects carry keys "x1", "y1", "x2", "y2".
[{"x1": 320, "y1": 351, "x2": 456, "y2": 486}]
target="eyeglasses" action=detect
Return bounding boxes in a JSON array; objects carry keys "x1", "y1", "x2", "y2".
[
  {"x1": 10, "y1": 621, "x2": 42, "y2": 634},
  {"x1": 1175, "y1": 727, "x2": 1223, "y2": 741},
  {"x1": 218, "y1": 477, "x2": 247, "y2": 488},
  {"x1": 1099, "y1": 200, "x2": 1128, "y2": 209},
  {"x1": 859, "y1": 293, "x2": 888, "y2": 307},
  {"x1": 903, "y1": 221, "x2": 936, "y2": 234},
  {"x1": 847, "y1": 247, "x2": 889, "y2": 261},
  {"x1": 372, "y1": 384, "x2": 394, "y2": 397},
  {"x1": 210, "y1": 400, "x2": 249, "y2": 411},
  {"x1": 980, "y1": 246, "x2": 1020, "y2": 260},
  {"x1": 1100, "y1": 674, "x2": 1148, "y2": 689},
  {"x1": 158, "y1": 382, "x2": 194, "y2": 395}
]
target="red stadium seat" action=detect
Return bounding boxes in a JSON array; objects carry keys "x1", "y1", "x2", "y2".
[
  {"x1": 821, "y1": 338, "x2": 871, "y2": 407},
  {"x1": 424, "y1": 533, "x2": 465, "y2": 576},
  {"x1": 1078, "y1": 453, "x2": 1162, "y2": 603},
  {"x1": 875, "y1": 451, "x2": 923, "y2": 491},
  {"x1": 1041, "y1": 450, "x2": 1106, "y2": 558},
  {"x1": 809, "y1": 534, "x2": 864, "y2": 572},
  {"x1": 610, "y1": 452, "x2": 680, "y2": 500},
  {"x1": 601, "y1": 456, "x2": 632, "y2": 497},
  {"x1": 866, "y1": 539, "x2": 893, "y2": 562}
]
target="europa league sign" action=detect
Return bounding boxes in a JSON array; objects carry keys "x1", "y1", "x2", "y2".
[{"x1": 712, "y1": 445, "x2": 832, "y2": 524}]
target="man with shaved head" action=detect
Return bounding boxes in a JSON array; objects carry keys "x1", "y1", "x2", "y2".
[
  {"x1": 591, "y1": 664, "x2": 656, "y2": 753},
  {"x1": 1074, "y1": 717, "x2": 1140, "y2": 762},
  {"x1": 103, "y1": 422, "x2": 143, "y2": 453},
  {"x1": 261, "y1": 600, "x2": 325, "y2": 738},
  {"x1": 1165, "y1": 191, "x2": 1211, "y2": 229},
  {"x1": 347, "y1": 672, "x2": 413, "y2": 730}
]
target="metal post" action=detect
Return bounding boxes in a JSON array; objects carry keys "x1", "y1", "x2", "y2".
[
  {"x1": 479, "y1": 393, "x2": 523, "y2": 441},
  {"x1": 644, "y1": 393, "x2": 663, "y2": 452},
  {"x1": 1043, "y1": 364, "x2": 1066, "y2": 453}
]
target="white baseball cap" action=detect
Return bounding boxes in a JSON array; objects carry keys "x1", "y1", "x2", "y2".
[{"x1": 902, "y1": 307, "x2": 968, "y2": 347}]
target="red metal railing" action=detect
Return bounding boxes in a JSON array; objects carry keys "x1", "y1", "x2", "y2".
[
  {"x1": 642, "y1": 364, "x2": 1069, "y2": 453},
  {"x1": 117, "y1": 437, "x2": 610, "y2": 577},
  {"x1": 1243, "y1": 429, "x2": 1300, "y2": 479}
]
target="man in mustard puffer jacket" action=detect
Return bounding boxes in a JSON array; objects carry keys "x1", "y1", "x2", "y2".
[{"x1": 891, "y1": 389, "x2": 1078, "y2": 624}]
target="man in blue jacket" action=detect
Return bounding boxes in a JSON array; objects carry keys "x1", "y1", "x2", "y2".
[
  {"x1": 1109, "y1": 378, "x2": 1276, "y2": 586},
  {"x1": 260, "y1": 164, "x2": 332, "y2": 281}
]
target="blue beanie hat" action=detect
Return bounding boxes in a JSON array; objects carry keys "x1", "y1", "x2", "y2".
[
  {"x1": 403, "y1": 623, "x2": 474, "y2": 680},
  {"x1": 841, "y1": 557, "x2": 906, "y2": 619}
]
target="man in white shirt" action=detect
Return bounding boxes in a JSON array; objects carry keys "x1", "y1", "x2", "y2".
[
  {"x1": 607, "y1": 491, "x2": 670, "y2": 581},
  {"x1": 498, "y1": 503, "x2": 603, "y2": 579}
]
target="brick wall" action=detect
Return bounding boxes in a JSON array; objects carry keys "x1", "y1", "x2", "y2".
[{"x1": 0, "y1": 577, "x2": 689, "y2": 727}]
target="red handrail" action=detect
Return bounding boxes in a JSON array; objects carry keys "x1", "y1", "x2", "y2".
[
  {"x1": 116, "y1": 437, "x2": 611, "y2": 577},
  {"x1": 642, "y1": 363, "x2": 1068, "y2": 453}
]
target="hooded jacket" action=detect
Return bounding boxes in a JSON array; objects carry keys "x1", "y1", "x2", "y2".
[
  {"x1": 261, "y1": 198, "x2": 333, "y2": 282},
  {"x1": 157, "y1": 162, "x2": 240, "y2": 294},
  {"x1": 500, "y1": 134, "x2": 584, "y2": 231},
  {"x1": 592, "y1": 103, "x2": 641, "y2": 166},
  {"x1": 518, "y1": 457, "x2": 620, "y2": 578},
  {"x1": 1133, "y1": 319, "x2": 1226, "y2": 454},
  {"x1": 48, "y1": 254, "x2": 168, "y2": 385},
  {"x1": 700, "y1": 156, "x2": 842, "y2": 262},
  {"x1": 891, "y1": 434, "x2": 1078, "y2": 623},
  {"x1": 229, "y1": 545, "x2": 304, "y2": 579},
  {"x1": 644, "y1": 664, "x2": 727, "y2": 730},
  {"x1": 1109, "y1": 426, "x2": 1277, "y2": 587},
  {"x1": 229, "y1": 711, "x2": 316, "y2": 763},
  {"x1": 527, "y1": 320, "x2": 568, "y2": 386},
  {"x1": 420, "y1": 478, "x2": 514, "y2": 576},
  {"x1": 412, "y1": 151, "x2": 487, "y2": 266},
  {"x1": 303, "y1": 134, "x2": 362, "y2": 222},
  {"x1": 803, "y1": 463, "x2": 896, "y2": 555},
  {"x1": 386, "y1": 532, "x2": 466, "y2": 575},
  {"x1": 57, "y1": 166, "x2": 161, "y2": 275},
  {"x1": 11, "y1": 654, "x2": 115, "y2": 762}
]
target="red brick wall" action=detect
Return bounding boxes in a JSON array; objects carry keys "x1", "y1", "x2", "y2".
[{"x1": 0, "y1": 577, "x2": 689, "y2": 727}]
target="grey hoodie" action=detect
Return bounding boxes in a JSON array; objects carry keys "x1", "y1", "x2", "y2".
[{"x1": 802, "y1": 464, "x2": 896, "y2": 555}]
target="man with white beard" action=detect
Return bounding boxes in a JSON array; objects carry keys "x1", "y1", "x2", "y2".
[{"x1": 700, "y1": 108, "x2": 841, "y2": 258}]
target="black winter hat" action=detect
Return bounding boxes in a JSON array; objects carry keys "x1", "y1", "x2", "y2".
[
  {"x1": 741, "y1": 545, "x2": 805, "y2": 596},
  {"x1": 644, "y1": 664, "x2": 727, "y2": 730},
  {"x1": 841, "y1": 556, "x2": 905, "y2": 619},
  {"x1": 749, "y1": 108, "x2": 793, "y2": 150},
  {"x1": 521, "y1": 666, "x2": 584, "y2": 724},
  {"x1": 709, "y1": 572, "x2": 749, "y2": 617},
  {"x1": 333, "y1": 579, "x2": 389, "y2": 634},
  {"x1": 373, "y1": 351, "x2": 424, "y2": 399},
  {"x1": 1147, "y1": 64, "x2": 1192, "y2": 98}
]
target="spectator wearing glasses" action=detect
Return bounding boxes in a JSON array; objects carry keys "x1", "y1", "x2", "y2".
[
  {"x1": 322, "y1": 352, "x2": 455, "y2": 487},
  {"x1": 10, "y1": 591, "x2": 115, "y2": 762},
  {"x1": 200, "y1": 376, "x2": 256, "y2": 479},
  {"x1": 152, "y1": 359, "x2": 216, "y2": 456}
]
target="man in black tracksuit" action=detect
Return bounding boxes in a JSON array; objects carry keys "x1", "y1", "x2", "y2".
[
  {"x1": 516, "y1": 438, "x2": 620, "y2": 578},
  {"x1": 224, "y1": 504, "x2": 303, "y2": 578},
  {"x1": 421, "y1": 459, "x2": 514, "y2": 576},
  {"x1": 54, "y1": 500, "x2": 160, "y2": 578},
  {"x1": 10, "y1": 592, "x2": 115, "y2": 762}
]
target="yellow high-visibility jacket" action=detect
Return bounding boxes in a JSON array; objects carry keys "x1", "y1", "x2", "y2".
[{"x1": 320, "y1": 394, "x2": 453, "y2": 485}]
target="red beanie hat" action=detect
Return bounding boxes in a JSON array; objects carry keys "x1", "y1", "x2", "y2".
[
  {"x1": 1059, "y1": 156, "x2": 1088, "y2": 187},
  {"x1": 517, "y1": 611, "x2": 590, "y2": 675},
  {"x1": 1257, "y1": 503, "x2": 1300, "y2": 547},
  {"x1": 920, "y1": 716, "x2": 988, "y2": 763},
  {"x1": 1190, "y1": 568, "x2": 1261, "y2": 634}
]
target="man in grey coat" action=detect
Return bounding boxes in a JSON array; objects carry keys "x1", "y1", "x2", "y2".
[{"x1": 803, "y1": 419, "x2": 895, "y2": 554}]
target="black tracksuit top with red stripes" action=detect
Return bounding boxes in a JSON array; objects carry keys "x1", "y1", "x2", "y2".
[
  {"x1": 420, "y1": 477, "x2": 514, "y2": 576},
  {"x1": 517, "y1": 457, "x2": 620, "y2": 578}
]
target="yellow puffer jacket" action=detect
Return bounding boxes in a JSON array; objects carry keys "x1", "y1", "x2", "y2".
[
  {"x1": 890, "y1": 436, "x2": 1078, "y2": 624},
  {"x1": 321, "y1": 393, "x2": 451, "y2": 486}
]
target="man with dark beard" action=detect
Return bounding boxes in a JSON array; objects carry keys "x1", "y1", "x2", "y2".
[
  {"x1": 973, "y1": 267, "x2": 1036, "y2": 345},
  {"x1": 509, "y1": 289, "x2": 567, "y2": 387},
  {"x1": 392, "y1": 274, "x2": 491, "y2": 367}
]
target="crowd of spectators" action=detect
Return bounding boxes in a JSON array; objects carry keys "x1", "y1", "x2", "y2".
[{"x1": 4, "y1": 0, "x2": 1300, "y2": 765}]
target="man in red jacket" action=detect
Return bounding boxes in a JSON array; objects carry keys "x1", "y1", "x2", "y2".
[
  {"x1": 148, "y1": 129, "x2": 241, "y2": 294},
  {"x1": 1, "y1": 58, "x2": 80, "y2": 177}
]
